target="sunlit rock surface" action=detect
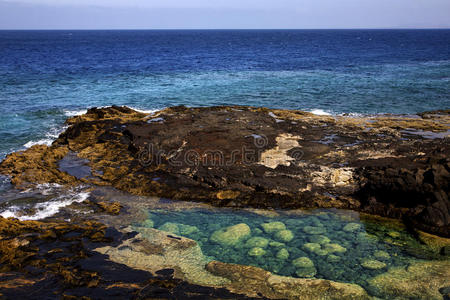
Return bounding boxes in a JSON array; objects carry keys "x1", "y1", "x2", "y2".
[
  {"x1": 2, "y1": 105, "x2": 448, "y2": 237},
  {"x1": 1, "y1": 106, "x2": 449, "y2": 299},
  {"x1": 367, "y1": 260, "x2": 450, "y2": 299}
]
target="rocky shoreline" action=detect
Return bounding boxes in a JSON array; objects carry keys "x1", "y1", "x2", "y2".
[
  {"x1": 1, "y1": 105, "x2": 450, "y2": 299},
  {"x1": 1, "y1": 105, "x2": 448, "y2": 236}
]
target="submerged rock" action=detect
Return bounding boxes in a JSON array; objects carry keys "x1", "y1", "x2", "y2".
[
  {"x1": 269, "y1": 241, "x2": 285, "y2": 248},
  {"x1": 210, "y1": 223, "x2": 251, "y2": 246},
  {"x1": 373, "y1": 250, "x2": 390, "y2": 260},
  {"x1": 244, "y1": 236, "x2": 269, "y2": 248},
  {"x1": 275, "y1": 229, "x2": 294, "y2": 242},
  {"x1": 261, "y1": 221, "x2": 286, "y2": 233},
  {"x1": 292, "y1": 257, "x2": 314, "y2": 268},
  {"x1": 158, "y1": 222, "x2": 180, "y2": 235},
  {"x1": 343, "y1": 222, "x2": 361, "y2": 232},
  {"x1": 387, "y1": 231, "x2": 401, "y2": 238},
  {"x1": 303, "y1": 243, "x2": 321, "y2": 253},
  {"x1": 368, "y1": 260, "x2": 450, "y2": 300},
  {"x1": 141, "y1": 219, "x2": 154, "y2": 228},
  {"x1": 360, "y1": 259, "x2": 387, "y2": 270},
  {"x1": 295, "y1": 266, "x2": 317, "y2": 278},
  {"x1": 303, "y1": 226, "x2": 326, "y2": 235},
  {"x1": 326, "y1": 254, "x2": 341, "y2": 262},
  {"x1": 293, "y1": 257, "x2": 317, "y2": 278},
  {"x1": 248, "y1": 247, "x2": 266, "y2": 257},
  {"x1": 276, "y1": 248, "x2": 289, "y2": 260},
  {"x1": 323, "y1": 243, "x2": 347, "y2": 254},
  {"x1": 303, "y1": 242, "x2": 346, "y2": 256},
  {"x1": 308, "y1": 235, "x2": 331, "y2": 244},
  {"x1": 206, "y1": 261, "x2": 370, "y2": 299},
  {"x1": 179, "y1": 224, "x2": 199, "y2": 235}
]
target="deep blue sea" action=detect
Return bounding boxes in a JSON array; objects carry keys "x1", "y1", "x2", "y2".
[{"x1": 0, "y1": 30, "x2": 449, "y2": 159}]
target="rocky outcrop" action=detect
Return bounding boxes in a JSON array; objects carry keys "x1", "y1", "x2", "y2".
[
  {"x1": 1, "y1": 105, "x2": 449, "y2": 236},
  {"x1": 0, "y1": 217, "x2": 254, "y2": 299}
]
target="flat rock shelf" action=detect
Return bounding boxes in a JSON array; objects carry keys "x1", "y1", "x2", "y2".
[{"x1": 0, "y1": 105, "x2": 449, "y2": 299}]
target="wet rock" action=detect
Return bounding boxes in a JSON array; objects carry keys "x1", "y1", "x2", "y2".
[
  {"x1": 374, "y1": 250, "x2": 390, "y2": 260},
  {"x1": 302, "y1": 241, "x2": 346, "y2": 256},
  {"x1": 95, "y1": 201, "x2": 122, "y2": 215},
  {"x1": 308, "y1": 235, "x2": 331, "y2": 244},
  {"x1": 357, "y1": 232, "x2": 378, "y2": 243},
  {"x1": 292, "y1": 257, "x2": 316, "y2": 278},
  {"x1": 343, "y1": 223, "x2": 361, "y2": 232},
  {"x1": 387, "y1": 231, "x2": 401, "y2": 238},
  {"x1": 2, "y1": 105, "x2": 449, "y2": 237},
  {"x1": 326, "y1": 254, "x2": 341, "y2": 262},
  {"x1": 244, "y1": 237, "x2": 269, "y2": 248},
  {"x1": 292, "y1": 257, "x2": 314, "y2": 268},
  {"x1": 96, "y1": 227, "x2": 227, "y2": 286},
  {"x1": 0, "y1": 216, "x2": 200, "y2": 299},
  {"x1": 295, "y1": 267, "x2": 317, "y2": 278},
  {"x1": 158, "y1": 222, "x2": 180, "y2": 235},
  {"x1": 274, "y1": 229, "x2": 294, "y2": 242},
  {"x1": 269, "y1": 241, "x2": 285, "y2": 248},
  {"x1": 276, "y1": 248, "x2": 289, "y2": 260},
  {"x1": 323, "y1": 243, "x2": 347, "y2": 254},
  {"x1": 206, "y1": 260, "x2": 370, "y2": 299},
  {"x1": 368, "y1": 260, "x2": 450, "y2": 300},
  {"x1": 360, "y1": 259, "x2": 386, "y2": 270},
  {"x1": 141, "y1": 219, "x2": 154, "y2": 228},
  {"x1": 210, "y1": 223, "x2": 251, "y2": 247},
  {"x1": 303, "y1": 243, "x2": 321, "y2": 253},
  {"x1": 248, "y1": 247, "x2": 266, "y2": 257},
  {"x1": 261, "y1": 221, "x2": 286, "y2": 234},
  {"x1": 417, "y1": 230, "x2": 450, "y2": 254},
  {"x1": 178, "y1": 224, "x2": 199, "y2": 236},
  {"x1": 303, "y1": 226, "x2": 326, "y2": 235}
]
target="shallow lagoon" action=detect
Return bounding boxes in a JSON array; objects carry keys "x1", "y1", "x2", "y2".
[{"x1": 135, "y1": 207, "x2": 442, "y2": 292}]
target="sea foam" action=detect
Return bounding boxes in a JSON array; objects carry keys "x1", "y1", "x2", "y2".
[
  {"x1": 308, "y1": 109, "x2": 332, "y2": 116},
  {"x1": 0, "y1": 187, "x2": 90, "y2": 221}
]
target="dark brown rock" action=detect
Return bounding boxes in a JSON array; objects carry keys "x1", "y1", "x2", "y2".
[
  {"x1": 1, "y1": 105, "x2": 449, "y2": 236},
  {"x1": 0, "y1": 217, "x2": 252, "y2": 299}
]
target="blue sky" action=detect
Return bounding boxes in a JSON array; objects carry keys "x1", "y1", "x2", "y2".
[{"x1": 1, "y1": 0, "x2": 449, "y2": 29}]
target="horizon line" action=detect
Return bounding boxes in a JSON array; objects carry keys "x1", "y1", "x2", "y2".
[{"x1": 1, "y1": 28, "x2": 450, "y2": 31}]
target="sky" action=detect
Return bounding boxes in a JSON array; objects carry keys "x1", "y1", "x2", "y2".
[{"x1": 0, "y1": 0, "x2": 449, "y2": 29}]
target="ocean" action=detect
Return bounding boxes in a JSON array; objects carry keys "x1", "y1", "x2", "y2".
[{"x1": 0, "y1": 29, "x2": 449, "y2": 159}]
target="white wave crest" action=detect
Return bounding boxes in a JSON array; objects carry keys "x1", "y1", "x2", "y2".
[
  {"x1": 64, "y1": 109, "x2": 88, "y2": 117},
  {"x1": 129, "y1": 107, "x2": 162, "y2": 115},
  {"x1": 309, "y1": 109, "x2": 332, "y2": 116},
  {"x1": 0, "y1": 189, "x2": 90, "y2": 221},
  {"x1": 65, "y1": 107, "x2": 162, "y2": 116},
  {"x1": 23, "y1": 124, "x2": 68, "y2": 149},
  {"x1": 24, "y1": 139, "x2": 53, "y2": 148}
]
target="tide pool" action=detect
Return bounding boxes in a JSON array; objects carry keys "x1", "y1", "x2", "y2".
[{"x1": 135, "y1": 207, "x2": 443, "y2": 294}]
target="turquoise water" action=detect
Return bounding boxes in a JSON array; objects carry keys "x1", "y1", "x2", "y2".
[{"x1": 136, "y1": 208, "x2": 438, "y2": 290}]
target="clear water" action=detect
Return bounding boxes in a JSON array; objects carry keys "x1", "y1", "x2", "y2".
[
  {"x1": 1, "y1": 30, "x2": 450, "y2": 159},
  {"x1": 135, "y1": 208, "x2": 438, "y2": 291}
]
